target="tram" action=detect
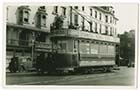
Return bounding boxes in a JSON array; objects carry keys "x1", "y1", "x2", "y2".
[{"x1": 44, "y1": 29, "x2": 120, "y2": 74}]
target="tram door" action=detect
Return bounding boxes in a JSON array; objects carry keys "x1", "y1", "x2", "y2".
[{"x1": 73, "y1": 40, "x2": 79, "y2": 65}]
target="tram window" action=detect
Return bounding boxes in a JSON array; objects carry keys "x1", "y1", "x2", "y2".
[
  {"x1": 73, "y1": 40, "x2": 78, "y2": 53},
  {"x1": 108, "y1": 45, "x2": 115, "y2": 55},
  {"x1": 67, "y1": 40, "x2": 74, "y2": 53},
  {"x1": 57, "y1": 40, "x2": 67, "y2": 53},
  {"x1": 99, "y1": 44, "x2": 108, "y2": 55},
  {"x1": 90, "y1": 43, "x2": 98, "y2": 54},
  {"x1": 79, "y1": 42, "x2": 90, "y2": 54}
]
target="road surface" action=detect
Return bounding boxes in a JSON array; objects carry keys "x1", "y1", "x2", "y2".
[{"x1": 6, "y1": 67, "x2": 135, "y2": 85}]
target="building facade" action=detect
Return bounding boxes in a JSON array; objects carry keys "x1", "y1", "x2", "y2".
[
  {"x1": 6, "y1": 6, "x2": 119, "y2": 72},
  {"x1": 119, "y1": 30, "x2": 135, "y2": 67}
]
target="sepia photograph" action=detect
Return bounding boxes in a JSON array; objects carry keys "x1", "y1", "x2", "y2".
[{"x1": 4, "y1": 3, "x2": 138, "y2": 88}]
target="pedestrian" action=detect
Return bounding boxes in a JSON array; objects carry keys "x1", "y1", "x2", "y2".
[{"x1": 9, "y1": 55, "x2": 17, "y2": 73}]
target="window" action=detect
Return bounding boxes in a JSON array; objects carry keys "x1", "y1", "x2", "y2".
[
  {"x1": 99, "y1": 13, "x2": 102, "y2": 20},
  {"x1": 54, "y1": 6, "x2": 58, "y2": 14},
  {"x1": 24, "y1": 11, "x2": 29, "y2": 23},
  {"x1": 74, "y1": 14, "x2": 78, "y2": 26},
  {"x1": 105, "y1": 15, "x2": 108, "y2": 23},
  {"x1": 74, "y1": 6, "x2": 78, "y2": 9},
  {"x1": 79, "y1": 42, "x2": 90, "y2": 54},
  {"x1": 62, "y1": 7, "x2": 66, "y2": 16},
  {"x1": 112, "y1": 28, "x2": 114, "y2": 36},
  {"x1": 110, "y1": 27, "x2": 112, "y2": 36},
  {"x1": 95, "y1": 22, "x2": 97, "y2": 33},
  {"x1": 73, "y1": 40, "x2": 78, "y2": 53},
  {"x1": 99, "y1": 44, "x2": 108, "y2": 55},
  {"x1": 90, "y1": 22, "x2": 92, "y2": 32},
  {"x1": 90, "y1": 8, "x2": 92, "y2": 16},
  {"x1": 95, "y1": 11, "x2": 97, "y2": 18},
  {"x1": 90, "y1": 43, "x2": 99, "y2": 54},
  {"x1": 108, "y1": 45, "x2": 115, "y2": 55},
  {"x1": 57, "y1": 40, "x2": 67, "y2": 53},
  {"x1": 41, "y1": 15, "x2": 46, "y2": 26},
  {"x1": 82, "y1": 6, "x2": 85, "y2": 11},
  {"x1": 115, "y1": 28, "x2": 117, "y2": 35},
  {"x1": 110, "y1": 17, "x2": 112, "y2": 23},
  {"x1": 115, "y1": 20, "x2": 117, "y2": 25},
  {"x1": 99, "y1": 24, "x2": 102, "y2": 34},
  {"x1": 105, "y1": 26, "x2": 108, "y2": 35}
]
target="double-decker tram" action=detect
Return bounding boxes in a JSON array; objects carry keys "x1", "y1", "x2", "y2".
[{"x1": 46, "y1": 29, "x2": 120, "y2": 74}]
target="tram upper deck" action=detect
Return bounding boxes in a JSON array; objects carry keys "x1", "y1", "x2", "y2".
[{"x1": 51, "y1": 29, "x2": 120, "y2": 43}]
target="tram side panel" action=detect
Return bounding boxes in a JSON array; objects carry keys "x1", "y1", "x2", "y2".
[
  {"x1": 78, "y1": 41, "x2": 116, "y2": 68},
  {"x1": 51, "y1": 53, "x2": 78, "y2": 69}
]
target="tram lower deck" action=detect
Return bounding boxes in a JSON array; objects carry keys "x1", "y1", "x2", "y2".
[{"x1": 37, "y1": 37, "x2": 118, "y2": 74}]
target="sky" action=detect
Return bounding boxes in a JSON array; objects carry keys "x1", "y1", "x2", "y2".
[{"x1": 113, "y1": 3, "x2": 138, "y2": 34}]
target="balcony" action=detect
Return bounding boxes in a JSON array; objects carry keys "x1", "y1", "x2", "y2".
[
  {"x1": 35, "y1": 41, "x2": 51, "y2": 49},
  {"x1": 6, "y1": 39, "x2": 52, "y2": 49},
  {"x1": 6, "y1": 39, "x2": 32, "y2": 47}
]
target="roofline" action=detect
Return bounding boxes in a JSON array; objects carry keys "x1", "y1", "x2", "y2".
[{"x1": 91, "y1": 6, "x2": 119, "y2": 20}]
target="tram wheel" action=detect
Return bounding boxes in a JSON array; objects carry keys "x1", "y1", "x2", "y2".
[{"x1": 106, "y1": 67, "x2": 113, "y2": 72}]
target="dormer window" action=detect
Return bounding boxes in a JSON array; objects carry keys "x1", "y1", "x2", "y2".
[
  {"x1": 16, "y1": 6, "x2": 30, "y2": 25},
  {"x1": 41, "y1": 15, "x2": 46, "y2": 26},
  {"x1": 35, "y1": 6, "x2": 47, "y2": 28},
  {"x1": 24, "y1": 11, "x2": 29, "y2": 23},
  {"x1": 42, "y1": 15, "x2": 46, "y2": 19}
]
